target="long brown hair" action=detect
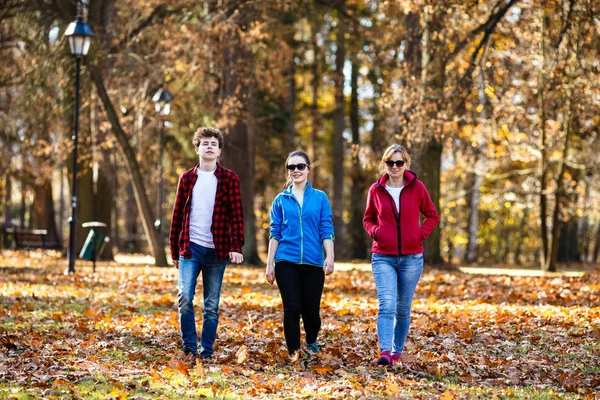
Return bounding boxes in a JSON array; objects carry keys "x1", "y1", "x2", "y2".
[{"x1": 284, "y1": 150, "x2": 311, "y2": 188}]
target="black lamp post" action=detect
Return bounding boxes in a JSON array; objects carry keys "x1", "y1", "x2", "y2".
[
  {"x1": 65, "y1": 13, "x2": 94, "y2": 274},
  {"x1": 151, "y1": 88, "x2": 172, "y2": 240}
]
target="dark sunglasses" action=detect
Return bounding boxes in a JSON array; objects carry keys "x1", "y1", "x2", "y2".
[
  {"x1": 385, "y1": 160, "x2": 405, "y2": 168},
  {"x1": 286, "y1": 163, "x2": 308, "y2": 171}
]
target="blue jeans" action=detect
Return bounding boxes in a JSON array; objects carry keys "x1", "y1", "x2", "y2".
[
  {"x1": 371, "y1": 252, "x2": 424, "y2": 355},
  {"x1": 178, "y1": 242, "x2": 226, "y2": 358}
]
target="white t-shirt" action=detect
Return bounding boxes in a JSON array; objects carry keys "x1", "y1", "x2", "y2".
[
  {"x1": 385, "y1": 185, "x2": 404, "y2": 213},
  {"x1": 189, "y1": 169, "x2": 218, "y2": 248}
]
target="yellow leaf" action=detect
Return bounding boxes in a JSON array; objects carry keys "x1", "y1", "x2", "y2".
[
  {"x1": 440, "y1": 389, "x2": 456, "y2": 400},
  {"x1": 386, "y1": 382, "x2": 399, "y2": 395}
]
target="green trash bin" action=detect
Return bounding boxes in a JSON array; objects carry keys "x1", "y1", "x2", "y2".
[
  {"x1": 80, "y1": 222, "x2": 109, "y2": 272},
  {"x1": 79, "y1": 229, "x2": 107, "y2": 260},
  {"x1": 2, "y1": 227, "x2": 16, "y2": 250}
]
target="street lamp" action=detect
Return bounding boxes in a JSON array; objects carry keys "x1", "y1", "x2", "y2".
[
  {"x1": 65, "y1": 14, "x2": 94, "y2": 274},
  {"x1": 152, "y1": 88, "x2": 172, "y2": 240}
]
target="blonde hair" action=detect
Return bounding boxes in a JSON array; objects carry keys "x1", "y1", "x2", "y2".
[{"x1": 379, "y1": 144, "x2": 411, "y2": 174}]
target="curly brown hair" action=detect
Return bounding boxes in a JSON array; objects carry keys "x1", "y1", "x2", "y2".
[{"x1": 192, "y1": 127, "x2": 224, "y2": 149}]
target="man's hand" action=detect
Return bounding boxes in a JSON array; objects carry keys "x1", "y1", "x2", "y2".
[
  {"x1": 173, "y1": 259, "x2": 179, "y2": 269},
  {"x1": 229, "y1": 252, "x2": 243, "y2": 264},
  {"x1": 324, "y1": 256, "x2": 334, "y2": 276}
]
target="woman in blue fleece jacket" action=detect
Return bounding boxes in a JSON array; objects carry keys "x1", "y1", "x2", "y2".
[{"x1": 265, "y1": 150, "x2": 335, "y2": 357}]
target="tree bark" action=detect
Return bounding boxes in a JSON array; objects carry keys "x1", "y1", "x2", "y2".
[
  {"x1": 4, "y1": 173, "x2": 11, "y2": 226},
  {"x1": 332, "y1": 4, "x2": 347, "y2": 255},
  {"x1": 419, "y1": 5, "x2": 443, "y2": 264},
  {"x1": 218, "y1": 17, "x2": 260, "y2": 265},
  {"x1": 310, "y1": 20, "x2": 321, "y2": 188},
  {"x1": 466, "y1": 62, "x2": 490, "y2": 263},
  {"x1": 546, "y1": 89, "x2": 573, "y2": 272},
  {"x1": 419, "y1": 139, "x2": 443, "y2": 264},
  {"x1": 538, "y1": 7, "x2": 549, "y2": 269},
  {"x1": 32, "y1": 181, "x2": 59, "y2": 245},
  {"x1": 349, "y1": 59, "x2": 367, "y2": 259},
  {"x1": 87, "y1": 60, "x2": 167, "y2": 266}
]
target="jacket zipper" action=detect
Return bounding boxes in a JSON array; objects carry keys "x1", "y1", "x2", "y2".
[
  {"x1": 378, "y1": 174, "x2": 416, "y2": 256},
  {"x1": 289, "y1": 192, "x2": 305, "y2": 264},
  {"x1": 397, "y1": 190, "x2": 404, "y2": 255},
  {"x1": 379, "y1": 184, "x2": 403, "y2": 255},
  {"x1": 299, "y1": 204, "x2": 304, "y2": 263},
  {"x1": 383, "y1": 190, "x2": 402, "y2": 256}
]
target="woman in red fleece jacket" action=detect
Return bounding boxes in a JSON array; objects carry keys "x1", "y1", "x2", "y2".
[{"x1": 363, "y1": 144, "x2": 439, "y2": 366}]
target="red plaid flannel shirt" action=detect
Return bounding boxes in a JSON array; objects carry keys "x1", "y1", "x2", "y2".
[{"x1": 169, "y1": 163, "x2": 244, "y2": 261}]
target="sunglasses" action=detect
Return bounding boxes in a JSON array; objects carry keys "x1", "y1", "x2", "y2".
[
  {"x1": 286, "y1": 163, "x2": 308, "y2": 171},
  {"x1": 385, "y1": 160, "x2": 405, "y2": 168}
]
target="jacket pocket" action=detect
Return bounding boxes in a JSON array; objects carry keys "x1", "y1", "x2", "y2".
[{"x1": 403, "y1": 228, "x2": 422, "y2": 251}]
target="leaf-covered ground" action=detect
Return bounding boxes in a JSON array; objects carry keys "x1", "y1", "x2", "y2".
[{"x1": 1, "y1": 251, "x2": 599, "y2": 399}]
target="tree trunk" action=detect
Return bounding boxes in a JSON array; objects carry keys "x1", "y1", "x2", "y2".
[
  {"x1": 285, "y1": 32, "x2": 296, "y2": 147},
  {"x1": 125, "y1": 183, "x2": 138, "y2": 252},
  {"x1": 19, "y1": 181, "x2": 26, "y2": 227},
  {"x1": 593, "y1": 223, "x2": 600, "y2": 263},
  {"x1": 57, "y1": 165, "x2": 64, "y2": 245},
  {"x1": 419, "y1": 139, "x2": 443, "y2": 264},
  {"x1": 218, "y1": 23, "x2": 260, "y2": 265},
  {"x1": 579, "y1": 175, "x2": 591, "y2": 262},
  {"x1": 4, "y1": 173, "x2": 12, "y2": 226},
  {"x1": 332, "y1": 4, "x2": 347, "y2": 256},
  {"x1": 418, "y1": 5, "x2": 443, "y2": 264},
  {"x1": 32, "y1": 181, "x2": 59, "y2": 245},
  {"x1": 466, "y1": 63, "x2": 489, "y2": 263},
  {"x1": 310, "y1": 20, "x2": 321, "y2": 188},
  {"x1": 87, "y1": 60, "x2": 167, "y2": 266},
  {"x1": 546, "y1": 89, "x2": 573, "y2": 272},
  {"x1": 111, "y1": 151, "x2": 121, "y2": 252},
  {"x1": 349, "y1": 59, "x2": 368, "y2": 259},
  {"x1": 538, "y1": 7, "x2": 549, "y2": 269}
]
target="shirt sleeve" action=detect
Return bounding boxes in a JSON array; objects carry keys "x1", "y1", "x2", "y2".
[
  {"x1": 228, "y1": 173, "x2": 245, "y2": 253},
  {"x1": 319, "y1": 194, "x2": 335, "y2": 242},
  {"x1": 169, "y1": 173, "x2": 185, "y2": 260}
]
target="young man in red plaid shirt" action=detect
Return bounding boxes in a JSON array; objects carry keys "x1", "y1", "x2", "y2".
[{"x1": 169, "y1": 127, "x2": 244, "y2": 360}]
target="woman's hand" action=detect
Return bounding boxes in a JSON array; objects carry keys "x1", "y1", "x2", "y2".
[
  {"x1": 324, "y1": 256, "x2": 335, "y2": 276},
  {"x1": 265, "y1": 263, "x2": 276, "y2": 285}
]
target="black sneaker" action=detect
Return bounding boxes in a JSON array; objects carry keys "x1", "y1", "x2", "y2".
[{"x1": 183, "y1": 347, "x2": 198, "y2": 360}]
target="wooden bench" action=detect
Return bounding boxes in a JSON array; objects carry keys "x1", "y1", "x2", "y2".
[{"x1": 11, "y1": 229, "x2": 61, "y2": 250}]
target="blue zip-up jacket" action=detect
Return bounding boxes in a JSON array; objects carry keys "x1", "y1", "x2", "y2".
[{"x1": 269, "y1": 182, "x2": 335, "y2": 267}]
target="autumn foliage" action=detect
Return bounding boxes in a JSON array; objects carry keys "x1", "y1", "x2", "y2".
[{"x1": 0, "y1": 251, "x2": 598, "y2": 399}]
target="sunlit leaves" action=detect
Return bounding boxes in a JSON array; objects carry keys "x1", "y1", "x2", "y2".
[{"x1": 1, "y1": 253, "x2": 599, "y2": 397}]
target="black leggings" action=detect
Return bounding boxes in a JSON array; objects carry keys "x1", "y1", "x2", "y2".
[{"x1": 275, "y1": 261, "x2": 325, "y2": 355}]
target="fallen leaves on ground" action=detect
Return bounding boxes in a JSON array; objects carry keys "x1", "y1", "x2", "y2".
[{"x1": 0, "y1": 251, "x2": 598, "y2": 399}]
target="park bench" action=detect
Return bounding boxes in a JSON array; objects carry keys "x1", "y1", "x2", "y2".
[{"x1": 10, "y1": 228, "x2": 61, "y2": 250}]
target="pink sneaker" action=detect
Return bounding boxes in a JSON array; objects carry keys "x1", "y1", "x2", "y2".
[
  {"x1": 377, "y1": 351, "x2": 393, "y2": 366},
  {"x1": 391, "y1": 353, "x2": 401, "y2": 364}
]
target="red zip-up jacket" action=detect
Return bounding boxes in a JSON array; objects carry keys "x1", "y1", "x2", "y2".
[
  {"x1": 169, "y1": 163, "x2": 244, "y2": 262},
  {"x1": 363, "y1": 171, "x2": 439, "y2": 256}
]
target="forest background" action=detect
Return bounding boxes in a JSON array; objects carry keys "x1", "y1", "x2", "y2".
[{"x1": 1, "y1": 0, "x2": 599, "y2": 271}]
